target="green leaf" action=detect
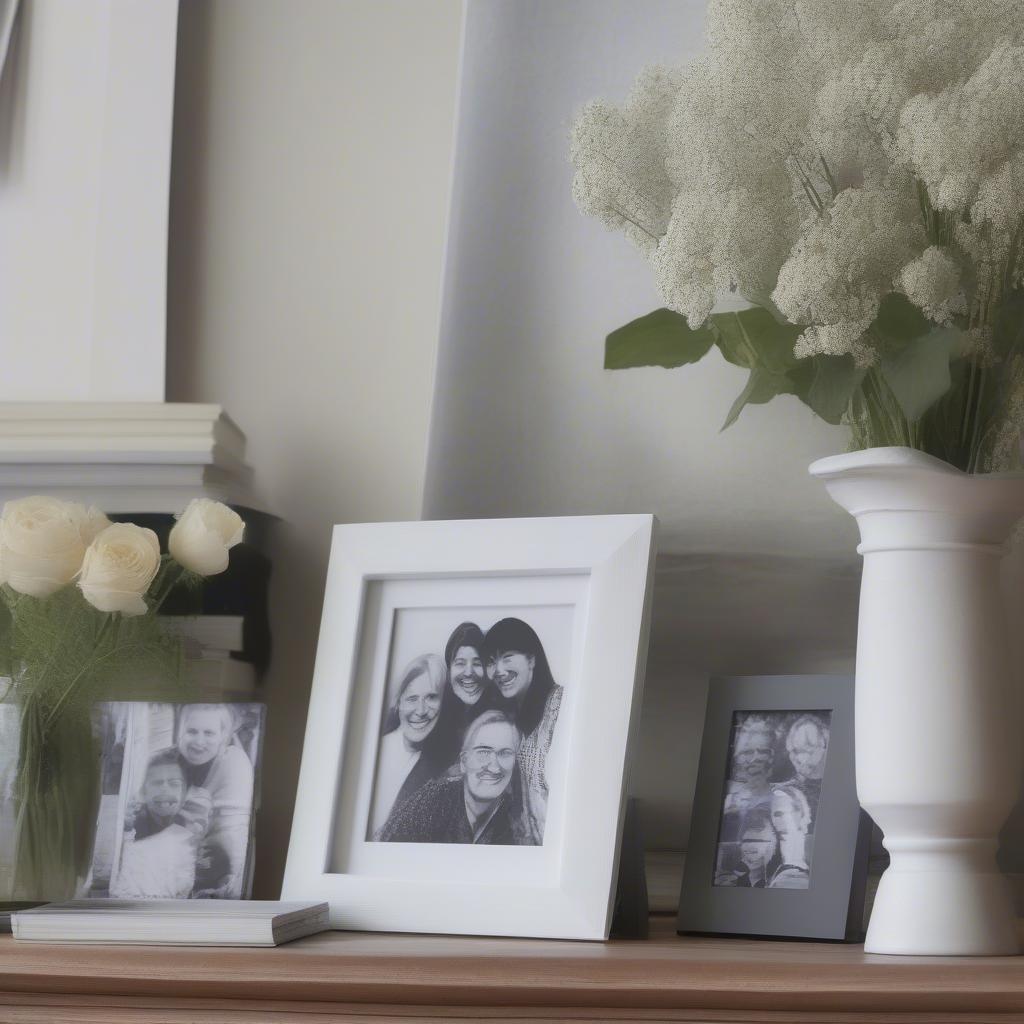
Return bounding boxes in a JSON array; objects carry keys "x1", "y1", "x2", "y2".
[
  {"x1": 604, "y1": 308, "x2": 715, "y2": 370},
  {"x1": 710, "y1": 308, "x2": 803, "y2": 373},
  {"x1": 721, "y1": 368, "x2": 797, "y2": 430},
  {"x1": 791, "y1": 355, "x2": 866, "y2": 425},
  {"x1": 879, "y1": 327, "x2": 961, "y2": 423}
]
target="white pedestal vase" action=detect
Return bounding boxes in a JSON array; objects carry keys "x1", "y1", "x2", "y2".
[{"x1": 810, "y1": 447, "x2": 1024, "y2": 956}]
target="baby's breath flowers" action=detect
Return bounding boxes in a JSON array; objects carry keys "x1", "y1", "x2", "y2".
[{"x1": 571, "y1": 0, "x2": 1024, "y2": 472}]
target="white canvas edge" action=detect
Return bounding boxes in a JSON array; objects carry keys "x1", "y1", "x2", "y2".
[
  {"x1": 0, "y1": 0, "x2": 18, "y2": 79},
  {"x1": 281, "y1": 514, "x2": 656, "y2": 941}
]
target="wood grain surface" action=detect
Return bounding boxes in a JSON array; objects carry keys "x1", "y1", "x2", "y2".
[{"x1": 0, "y1": 915, "x2": 1022, "y2": 1022}]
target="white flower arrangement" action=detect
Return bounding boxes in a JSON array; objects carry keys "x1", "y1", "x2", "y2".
[
  {"x1": 571, "y1": 0, "x2": 1024, "y2": 471},
  {"x1": 0, "y1": 495, "x2": 245, "y2": 899},
  {"x1": 0, "y1": 495, "x2": 244, "y2": 613}
]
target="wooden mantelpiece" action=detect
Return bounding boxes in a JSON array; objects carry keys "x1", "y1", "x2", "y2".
[{"x1": 0, "y1": 915, "x2": 1022, "y2": 1023}]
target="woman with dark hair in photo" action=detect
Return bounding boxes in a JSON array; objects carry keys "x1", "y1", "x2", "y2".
[
  {"x1": 368, "y1": 653, "x2": 449, "y2": 837},
  {"x1": 445, "y1": 622, "x2": 493, "y2": 711},
  {"x1": 430, "y1": 621, "x2": 498, "y2": 766},
  {"x1": 484, "y1": 617, "x2": 562, "y2": 845}
]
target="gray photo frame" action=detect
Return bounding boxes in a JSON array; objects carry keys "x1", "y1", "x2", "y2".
[{"x1": 677, "y1": 675, "x2": 870, "y2": 941}]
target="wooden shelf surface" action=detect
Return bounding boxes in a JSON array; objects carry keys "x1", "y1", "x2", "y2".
[{"x1": 1, "y1": 915, "x2": 1023, "y2": 1022}]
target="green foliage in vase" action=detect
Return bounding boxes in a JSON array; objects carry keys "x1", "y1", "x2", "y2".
[
  {"x1": 571, "y1": 0, "x2": 1024, "y2": 472},
  {"x1": 1, "y1": 569, "x2": 190, "y2": 900},
  {"x1": 605, "y1": 296, "x2": 1021, "y2": 472}
]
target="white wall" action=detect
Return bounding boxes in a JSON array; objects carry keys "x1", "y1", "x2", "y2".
[
  {"x1": 424, "y1": 0, "x2": 853, "y2": 558},
  {"x1": 168, "y1": 0, "x2": 860, "y2": 879},
  {"x1": 423, "y1": 0, "x2": 861, "y2": 849},
  {"x1": 0, "y1": 0, "x2": 176, "y2": 401},
  {"x1": 166, "y1": 0, "x2": 462, "y2": 895}
]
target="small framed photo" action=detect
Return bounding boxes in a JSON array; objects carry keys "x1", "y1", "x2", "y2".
[
  {"x1": 678, "y1": 676, "x2": 870, "y2": 941},
  {"x1": 86, "y1": 701, "x2": 265, "y2": 901},
  {"x1": 282, "y1": 515, "x2": 656, "y2": 940}
]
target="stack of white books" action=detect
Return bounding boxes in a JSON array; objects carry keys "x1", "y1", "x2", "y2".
[
  {"x1": 12, "y1": 900, "x2": 329, "y2": 947},
  {"x1": 165, "y1": 614, "x2": 259, "y2": 699},
  {"x1": 164, "y1": 615, "x2": 246, "y2": 661},
  {"x1": 0, "y1": 402, "x2": 262, "y2": 514}
]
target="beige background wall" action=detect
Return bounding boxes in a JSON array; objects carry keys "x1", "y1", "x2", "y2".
[
  {"x1": 166, "y1": 0, "x2": 463, "y2": 894},
  {"x1": 166, "y1": 0, "x2": 859, "y2": 890},
  {"x1": 0, "y1": 0, "x2": 177, "y2": 401}
]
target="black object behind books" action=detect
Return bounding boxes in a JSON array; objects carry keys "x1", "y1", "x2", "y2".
[
  {"x1": 610, "y1": 798, "x2": 649, "y2": 939},
  {"x1": 113, "y1": 513, "x2": 272, "y2": 673}
]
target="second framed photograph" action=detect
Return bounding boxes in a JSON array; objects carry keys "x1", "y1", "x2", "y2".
[
  {"x1": 678, "y1": 675, "x2": 871, "y2": 941},
  {"x1": 86, "y1": 701, "x2": 265, "y2": 901},
  {"x1": 282, "y1": 515, "x2": 656, "y2": 940}
]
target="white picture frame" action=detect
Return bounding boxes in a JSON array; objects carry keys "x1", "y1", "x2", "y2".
[{"x1": 282, "y1": 515, "x2": 656, "y2": 940}]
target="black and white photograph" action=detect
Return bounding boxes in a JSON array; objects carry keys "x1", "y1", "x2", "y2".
[
  {"x1": 367, "y1": 608, "x2": 570, "y2": 847},
  {"x1": 679, "y1": 676, "x2": 869, "y2": 941},
  {"x1": 713, "y1": 710, "x2": 831, "y2": 890},
  {"x1": 87, "y1": 701, "x2": 264, "y2": 900},
  {"x1": 0, "y1": 702, "x2": 16, "y2": 898},
  {"x1": 282, "y1": 516, "x2": 654, "y2": 939}
]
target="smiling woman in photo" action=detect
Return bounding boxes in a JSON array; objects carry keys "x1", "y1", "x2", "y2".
[
  {"x1": 446, "y1": 622, "x2": 492, "y2": 710},
  {"x1": 485, "y1": 617, "x2": 562, "y2": 845},
  {"x1": 368, "y1": 653, "x2": 448, "y2": 837},
  {"x1": 176, "y1": 703, "x2": 254, "y2": 898},
  {"x1": 428, "y1": 622, "x2": 498, "y2": 767}
]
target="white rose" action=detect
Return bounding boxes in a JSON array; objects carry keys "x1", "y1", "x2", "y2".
[
  {"x1": 0, "y1": 496, "x2": 90, "y2": 598},
  {"x1": 78, "y1": 523, "x2": 161, "y2": 616},
  {"x1": 168, "y1": 499, "x2": 245, "y2": 576},
  {"x1": 78, "y1": 506, "x2": 112, "y2": 546}
]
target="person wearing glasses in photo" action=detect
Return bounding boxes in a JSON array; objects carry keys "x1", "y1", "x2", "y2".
[{"x1": 375, "y1": 710, "x2": 534, "y2": 845}]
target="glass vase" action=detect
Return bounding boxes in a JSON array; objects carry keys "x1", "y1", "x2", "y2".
[{"x1": 4, "y1": 693, "x2": 99, "y2": 902}]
